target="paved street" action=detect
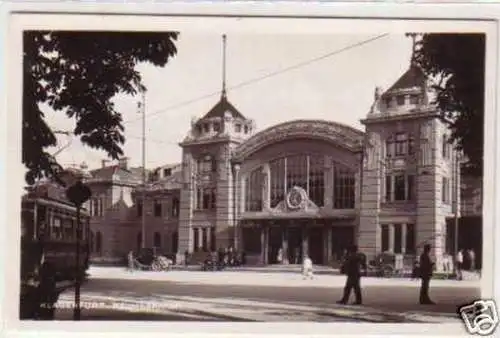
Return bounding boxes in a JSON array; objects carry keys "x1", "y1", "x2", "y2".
[{"x1": 55, "y1": 266, "x2": 480, "y2": 322}]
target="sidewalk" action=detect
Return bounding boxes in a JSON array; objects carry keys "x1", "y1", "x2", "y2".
[{"x1": 87, "y1": 266, "x2": 480, "y2": 289}]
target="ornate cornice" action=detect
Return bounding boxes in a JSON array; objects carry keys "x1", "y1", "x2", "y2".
[{"x1": 232, "y1": 119, "x2": 364, "y2": 162}]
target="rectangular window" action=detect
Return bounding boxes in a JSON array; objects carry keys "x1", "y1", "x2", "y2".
[
  {"x1": 154, "y1": 200, "x2": 162, "y2": 217},
  {"x1": 384, "y1": 97, "x2": 392, "y2": 108},
  {"x1": 210, "y1": 226, "x2": 216, "y2": 252},
  {"x1": 385, "y1": 175, "x2": 392, "y2": 202},
  {"x1": 203, "y1": 124, "x2": 210, "y2": 133},
  {"x1": 193, "y1": 228, "x2": 199, "y2": 252},
  {"x1": 213, "y1": 122, "x2": 221, "y2": 132},
  {"x1": 381, "y1": 224, "x2": 389, "y2": 252},
  {"x1": 394, "y1": 175, "x2": 406, "y2": 201},
  {"x1": 163, "y1": 168, "x2": 172, "y2": 177},
  {"x1": 386, "y1": 139, "x2": 393, "y2": 158},
  {"x1": 171, "y1": 198, "x2": 179, "y2": 217},
  {"x1": 394, "y1": 224, "x2": 402, "y2": 254},
  {"x1": 407, "y1": 175, "x2": 415, "y2": 201},
  {"x1": 197, "y1": 187, "x2": 216, "y2": 210},
  {"x1": 442, "y1": 135, "x2": 448, "y2": 159},
  {"x1": 408, "y1": 137, "x2": 415, "y2": 155},
  {"x1": 235, "y1": 124, "x2": 242, "y2": 133},
  {"x1": 410, "y1": 94, "x2": 420, "y2": 104},
  {"x1": 396, "y1": 95, "x2": 406, "y2": 105},
  {"x1": 245, "y1": 169, "x2": 263, "y2": 212},
  {"x1": 202, "y1": 228, "x2": 208, "y2": 252},
  {"x1": 137, "y1": 201, "x2": 143, "y2": 217},
  {"x1": 405, "y1": 224, "x2": 416, "y2": 254},
  {"x1": 442, "y1": 177, "x2": 449, "y2": 204},
  {"x1": 394, "y1": 133, "x2": 408, "y2": 156}
]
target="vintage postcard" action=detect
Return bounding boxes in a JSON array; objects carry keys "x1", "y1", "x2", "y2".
[{"x1": 1, "y1": 2, "x2": 499, "y2": 338}]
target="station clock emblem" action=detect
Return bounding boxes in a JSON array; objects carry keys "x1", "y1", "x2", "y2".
[{"x1": 286, "y1": 186, "x2": 307, "y2": 210}]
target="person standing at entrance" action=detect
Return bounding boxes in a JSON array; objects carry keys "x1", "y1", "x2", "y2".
[
  {"x1": 419, "y1": 244, "x2": 436, "y2": 305},
  {"x1": 455, "y1": 249, "x2": 463, "y2": 280},
  {"x1": 277, "y1": 247, "x2": 283, "y2": 264},
  {"x1": 337, "y1": 245, "x2": 365, "y2": 305}
]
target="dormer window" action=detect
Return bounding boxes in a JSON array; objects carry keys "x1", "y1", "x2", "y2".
[
  {"x1": 410, "y1": 94, "x2": 420, "y2": 104},
  {"x1": 213, "y1": 122, "x2": 221, "y2": 133},
  {"x1": 163, "y1": 168, "x2": 172, "y2": 177},
  {"x1": 235, "y1": 124, "x2": 242, "y2": 133},
  {"x1": 203, "y1": 123, "x2": 210, "y2": 133},
  {"x1": 396, "y1": 95, "x2": 405, "y2": 106},
  {"x1": 196, "y1": 125, "x2": 202, "y2": 135},
  {"x1": 244, "y1": 125, "x2": 249, "y2": 134}
]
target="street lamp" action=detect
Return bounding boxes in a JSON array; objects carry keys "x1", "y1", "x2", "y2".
[{"x1": 66, "y1": 179, "x2": 91, "y2": 321}]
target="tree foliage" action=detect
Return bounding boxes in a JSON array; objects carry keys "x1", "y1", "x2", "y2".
[
  {"x1": 23, "y1": 31, "x2": 178, "y2": 185},
  {"x1": 413, "y1": 33, "x2": 485, "y2": 177}
]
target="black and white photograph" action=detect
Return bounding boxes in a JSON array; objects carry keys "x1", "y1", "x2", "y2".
[{"x1": 2, "y1": 5, "x2": 499, "y2": 337}]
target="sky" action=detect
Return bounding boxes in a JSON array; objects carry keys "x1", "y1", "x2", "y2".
[{"x1": 46, "y1": 32, "x2": 413, "y2": 170}]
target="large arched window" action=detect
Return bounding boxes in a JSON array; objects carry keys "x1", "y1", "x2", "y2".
[
  {"x1": 268, "y1": 154, "x2": 325, "y2": 208},
  {"x1": 245, "y1": 167, "x2": 263, "y2": 211},
  {"x1": 333, "y1": 165, "x2": 355, "y2": 209}
]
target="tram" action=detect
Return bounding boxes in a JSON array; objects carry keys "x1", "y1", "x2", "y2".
[{"x1": 20, "y1": 182, "x2": 91, "y2": 282}]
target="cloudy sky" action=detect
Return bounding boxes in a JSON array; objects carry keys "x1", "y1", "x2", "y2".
[{"x1": 46, "y1": 32, "x2": 413, "y2": 170}]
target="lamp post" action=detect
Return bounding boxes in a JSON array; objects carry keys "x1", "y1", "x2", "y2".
[
  {"x1": 232, "y1": 163, "x2": 241, "y2": 250},
  {"x1": 66, "y1": 180, "x2": 91, "y2": 321}
]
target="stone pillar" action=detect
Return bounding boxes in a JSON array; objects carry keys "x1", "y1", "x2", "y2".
[
  {"x1": 324, "y1": 226, "x2": 332, "y2": 264},
  {"x1": 282, "y1": 226, "x2": 289, "y2": 265},
  {"x1": 262, "y1": 164, "x2": 271, "y2": 210},
  {"x1": 264, "y1": 226, "x2": 269, "y2": 265},
  {"x1": 198, "y1": 228, "x2": 203, "y2": 251},
  {"x1": 302, "y1": 226, "x2": 309, "y2": 259},
  {"x1": 324, "y1": 156, "x2": 334, "y2": 208},
  {"x1": 401, "y1": 224, "x2": 407, "y2": 254},
  {"x1": 178, "y1": 151, "x2": 194, "y2": 255},
  {"x1": 389, "y1": 224, "x2": 395, "y2": 253}
]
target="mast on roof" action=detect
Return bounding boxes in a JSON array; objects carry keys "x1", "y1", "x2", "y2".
[{"x1": 221, "y1": 34, "x2": 227, "y2": 98}]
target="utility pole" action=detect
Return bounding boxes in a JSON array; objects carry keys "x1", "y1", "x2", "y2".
[
  {"x1": 139, "y1": 89, "x2": 147, "y2": 249},
  {"x1": 453, "y1": 149, "x2": 460, "y2": 273}
]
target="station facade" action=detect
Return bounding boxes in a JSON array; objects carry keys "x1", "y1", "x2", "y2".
[{"x1": 64, "y1": 62, "x2": 481, "y2": 269}]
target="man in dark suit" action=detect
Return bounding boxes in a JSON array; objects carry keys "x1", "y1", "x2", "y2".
[
  {"x1": 419, "y1": 244, "x2": 436, "y2": 305},
  {"x1": 337, "y1": 245, "x2": 366, "y2": 305}
]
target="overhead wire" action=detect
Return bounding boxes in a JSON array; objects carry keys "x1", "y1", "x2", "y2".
[{"x1": 122, "y1": 33, "x2": 390, "y2": 125}]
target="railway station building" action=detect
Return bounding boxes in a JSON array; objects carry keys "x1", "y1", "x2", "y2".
[{"x1": 71, "y1": 62, "x2": 481, "y2": 270}]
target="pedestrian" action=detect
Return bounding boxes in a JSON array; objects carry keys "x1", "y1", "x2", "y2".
[
  {"x1": 277, "y1": 247, "x2": 283, "y2": 264},
  {"x1": 37, "y1": 261, "x2": 58, "y2": 320},
  {"x1": 127, "y1": 250, "x2": 134, "y2": 272},
  {"x1": 455, "y1": 249, "x2": 463, "y2": 280},
  {"x1": 468, "y1": 248, "x2": 476, "y2": 271},
  {"x1": 419, "y1": 244, "x2": 436, "y2": 305},
  {"x1": 337, "y1": 245, "x2": 366, "y2": 305},
  {"x1": 184, "y1": 250, "x2": 189, "y2": 267},
  {"x1": 302, "y1": 254, "x2": 314, "y2": 280}
]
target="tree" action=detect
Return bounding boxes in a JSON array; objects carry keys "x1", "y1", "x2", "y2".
[
  {"x1": 412, "y1": 33, "x2": 485, "y2": 177},
  {"x1": 23, "y1": 31, "x2": 178, "y2": 185}
]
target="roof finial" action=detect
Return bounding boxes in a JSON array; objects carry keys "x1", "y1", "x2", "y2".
[
  {"x1": 407, "y1": 32, "x2": 418, "y2": 66},
  {"x1": 221, "y1": 34, "x2": 227, "y2": 99}
]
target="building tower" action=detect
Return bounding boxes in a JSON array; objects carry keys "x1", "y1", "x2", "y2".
[
  {"x1": 177, "y1": 35, "x2": 255, "y2": 256},
  {"x1": 359, "y1": 55, "x2": 459, "y2": 270}
]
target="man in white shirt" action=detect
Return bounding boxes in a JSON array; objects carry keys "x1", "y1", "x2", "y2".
[{"x1": 302, "y1": 254, "x2": 313, "y2": 280}]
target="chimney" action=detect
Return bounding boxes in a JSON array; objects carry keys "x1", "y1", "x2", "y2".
[
  {"x1": 101, "y1": 159, "x2": 109, "y2": 168},
  {"x1": 118, "y1": 157, "x2": 129, "y2": 170}
]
